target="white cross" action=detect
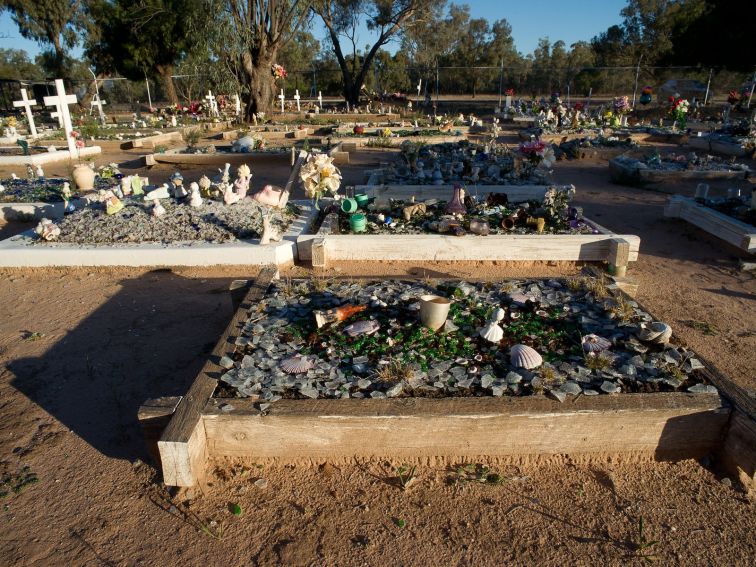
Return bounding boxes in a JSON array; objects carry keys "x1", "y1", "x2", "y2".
[
  {"x1": 44, "y1": 79, "x2": 78, "y2": 154},
  {"x1": 233, "y1": 94, "x2": 241, "y2": 116},
  {"x1": 346, "y1": 101, "x2": 350, "y2": 113},
  {"x1": 417, "y1": 79, "x2": 422, "y2": 97},
  {"x1": 318, "y1": 91, "x2": 323, "y2": 110},
  {"x1": 294, "y1": 89, "x2": 301, "y2": 112},
  {"x1": 205, "y1": 90, "x2": 218, "y2": 116},
  {"x1": 13, "y1": 88, "x2": 38, "y2": 138},
  {"x1": 278, "y1": 89, "x2": 285, "y2": 113},
  {"x1": 90, "y1": 95, "x2": 107, "y2": 121}
]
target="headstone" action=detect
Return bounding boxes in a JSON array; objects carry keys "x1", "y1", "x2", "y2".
[
  {"x1": 43, "y1": 79, "x2": 78, "y2": 154},
  {"x1": 294, "y1": 89, "x2": 301, "y2": 112},
  {"x1": 205, "y1": 90, "x2": 218, "y2": 116},
  {"x1": 505, "y1": 95, "x2": 512, "y2": 109},
  {"x1": 278, "y1": 89, "x2": 285, "y2": 113},
  {"x1": 13, "y1": 88, "x2": 38, "y2": 138},
  {"x1": 90, "y1": 95, "x2": 107, "y2": 124}
]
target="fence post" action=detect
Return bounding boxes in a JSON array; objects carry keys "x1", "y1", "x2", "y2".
[
  {"x1": 631, "y1": 56, "x2": 642, "y2": 107},
  {"x1": 145, "y1": 76, "x2": 152, "y2": 112},
  {"x1": 704, "y1": 68, "x2": 713, "y2": 105},
  {"x1": 498, "y1": 59, "x2": 504, "y2": 109}
]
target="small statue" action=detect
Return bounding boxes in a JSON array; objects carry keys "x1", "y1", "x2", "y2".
[
  {"x1": 151, "y1": 198, "x2": 166, "y2": 217},
  {"x1": 35, "y1": 218, "x2": 60, "y2": 241},
  {"x1": 131, "y1": 176, "x2": 144, "y2": 196},
  {"x1": 403, "y1": 203, "x2": 427, "y2": 221},
  {"x1": 260, "y1": 210, "x2": 282, "y2": 245},
  {"x1": 170, "y1": 171, "x2": 188, "y2": 199},
  {"x1": 121, "y1": 176, "x2": 132, "y2": 196},
  {"x1": 234, "y1": 163, "x2": 252, "y2": 199},
  {"x1": 189, "y1": 182, "x2": 202, "y2": 208},
  {"x1": 219, "y1": 162, "x2": 231, "y2": 184},
  {"x1": 223, "y1": 183, "x2": 240, "y2": 205},
  {"x1": 35, "y1": 165, "x2": 44, "y2": 179},
  {"x1": 103, "y1": 190, "x2": 124, "y2": 215},
  {"x1": 198, "y1": 175, "x2": 214, "y2": 198}
]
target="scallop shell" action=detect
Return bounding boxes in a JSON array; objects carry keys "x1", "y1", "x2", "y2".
[
  {"x1": 344, "y1": 320, "x2": 380, "y2": 337},
  {"x1": 637, "y1": 322, "x2": 672, "y2": 344},
  {"x1": 510, "y1": 344, "x2": 543, "y2": 369},
  {"x1": 582, "y1": 334, "x2": 612, "y2": 353},
  {"x1": 280, "y1": 354, "x2": 315, "y2": 374},
  {"x1": 479, "y1": 321, "x2": 504, "y2": 343}
]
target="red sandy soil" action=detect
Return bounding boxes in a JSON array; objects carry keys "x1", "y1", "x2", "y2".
[{"x1": 0, "y1": 129, "x2": 754, "y2": 566}]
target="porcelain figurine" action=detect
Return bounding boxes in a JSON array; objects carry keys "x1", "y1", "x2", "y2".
[
  {"x1": 223, "y1": 183, "x2": 240, "y2": 205},
  {"x1": 103, "y1": 191, "x2": 124, "y2": 215},
  {"x1": 120, "y1": 176, "x2": 132, "y2": 196},
  {"x1": 170, "y1": 171, "x2": 188, "y2": 199},
  {"x1": 235, "y1": 163, "x2": 252, "y2": 199},
  {"x1": 252, "y1": 184, "x2": 288, "y2": 208},
  {"x1": 189, "y1": 182, "x2": 202, "y2": 208},
  {"x1": 35, "y1": 218, "x2": 60, "y2": 241},
  {"x1": 260, "y1": 210, "x2": 282, "y2": 245},
  {"x1": 403, "y1": 203, "x2": 426, "y2": 222},
  {"x1": 219, "y1": 162, "x2": 231, "y2": 184},
  {"x1": 151, "y1": 198, "x2": 166, "y2": 217}
]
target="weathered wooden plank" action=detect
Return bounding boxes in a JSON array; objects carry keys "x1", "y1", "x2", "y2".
[
  {"x1": 158, "y1": 266, "x2": 278, "y2": 486},
  {"x1": 608, "y1": 237, "x2": 631, "y2": 277},
  {"x1": 138, "y1": 396, "x2": 182, "y2": 466},
  {"x1": 314, "y1": 232, "x2": 641, "y2": 263},
  {"x1": 719, "y1": 412, "x2": 756, "y2": 496},
  {"x1": 297, "y1": 212, "x2": 339, "y2": 264},
  {"x1": 202, "y1": 393, "x2": 729, "y2": 461},
  {"x1": 664, "y1": 195, "x2": 755, "y2": 253}
]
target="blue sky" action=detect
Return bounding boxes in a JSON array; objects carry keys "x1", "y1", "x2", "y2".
[{"x1": 1, "y1": 0, "x2": 627, "y2": 59}]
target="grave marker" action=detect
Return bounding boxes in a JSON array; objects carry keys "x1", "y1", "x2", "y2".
[
  {"x1": 278, "y1": 89, "x2": 285, "y2": 113},
  {"x1": 294, "y1": 89, "x2": 301, "y2": 112},
  {"x1": 205, "y1": 91, "x2": 218, "y2": 116},
  {"x1": 44, "y1": 79, "x2": 78, "y2": 154},
  {"x1": 13, "y1": 88, "x2": 38, "y2": 138}
]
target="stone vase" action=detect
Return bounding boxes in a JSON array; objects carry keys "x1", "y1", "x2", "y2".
[{"x1": 72, "y1": 164, "x2": 96, "y2": 191}]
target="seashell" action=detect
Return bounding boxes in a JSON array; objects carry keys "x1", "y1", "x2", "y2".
[
  {"x1": 508, "y1": 292, "x2": 536, "y2": 306},
  {"x1": 510, "y1": 344, "x2": 543, "y2": 369},
  {"x1": 491, "y1": 307, "x2": 506, "y2": 322},
  {"x1": 637, "y1": 322, "x2": 672, "y2": 344},
  {"x1": 536, "y1": 309, "x2": 549, "y2": 317},
  {"x1": 35, "y1": 218, "x2": 60, "y2": 241},
  {"x1": 479, "y1": 321, "x2": 504, "y2": 343},
  {"x1": 510, "y1": 311, "x2": 521, "y2": 319},
  {"x1": 344, "y1": 320, "x2": 380, "y2": 337},
  {"x1": 280, "y1": 354, "x2": 315, "y2": 374},
  {"x1": 582, "y1": 334, "x2": 612, "y2": 353}
]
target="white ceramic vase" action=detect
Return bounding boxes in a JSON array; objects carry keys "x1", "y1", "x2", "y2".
[
  {"x1": 419, "y1": 295, "x2": 451, "y2": 332},
  {"x1": 72, "y1": 164, "x2": 95, "y2": 191}
]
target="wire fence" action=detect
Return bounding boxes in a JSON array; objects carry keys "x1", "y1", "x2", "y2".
[{"x1": 1, "y1": 65, "x2": 754, "y2": 113}]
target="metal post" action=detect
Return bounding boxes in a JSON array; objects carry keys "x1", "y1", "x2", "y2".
[
  {"x1": 89, "y1": 67, "x2": 106, "y2": 124},
  {"x1": 631, "y1": 56, "x2": 642, "y2": 107},
  {"x1": 145, "y1": 76, "x2": 152, "y2": 112},
  {"x1": 703, "y1": 68, "x2": 713, "y2": 105},
  {"x1": 435, "y1": 60, "x2": 440, "y2": 105},
  {"x1": 498, "y1": 59, "x2": 504, "y2": 108}
]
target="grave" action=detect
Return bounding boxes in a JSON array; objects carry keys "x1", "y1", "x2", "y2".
[
  {"x1": 664, "y1": 194, "x2": 755, "y2": 253},
  {"x1": 150, "y1": 269, "x2": 751, "y2": 488},
  {"x1": 297, "y1": 185, "x2": 639, "y2": 272},
  {"x1": 609, "y1": 154, "x2": 750, "y2": 186}
]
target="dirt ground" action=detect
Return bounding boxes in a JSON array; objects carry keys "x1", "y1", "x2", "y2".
[{"x1": 0, "y1": 128, "x2": 754, "y2": 566}]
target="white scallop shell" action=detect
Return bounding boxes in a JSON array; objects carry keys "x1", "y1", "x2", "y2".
[
  {"x1": 510, "y1": 344, "x2": 543, "y2": 369},
  {"x1": 280, "y1": 354, "x2": 315, "y2": 374},
  {"x1": 582, "y1": 334, "x2": 612, "y2": 353},
  {"x1": 479, "y1": 321, "x2": 504, "y2": 343},
  {"x1": 637, "y1": 322, "x2": 672, "y2": 344}
]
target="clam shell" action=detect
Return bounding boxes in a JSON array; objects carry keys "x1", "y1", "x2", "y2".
[
  {"x1": 582, "y1": 334, "x2": 612, "y2": 353},
  {"x1": 479, "y1": 322, "x2": 504, "y2": 343},
  {"x1": 344, "y1": 320, "x2": 380, "y2": 337},
  {"x1": 280, "y1": 354, "x2": 315, "y2": 374},
  {"x1": 637, "y1": 322, "x2": 672, "y2": 344},
  {"x1": 510, "y1": 344, "x2": 543, "y2": 369}
]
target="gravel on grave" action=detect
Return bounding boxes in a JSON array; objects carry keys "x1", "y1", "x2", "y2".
[
  {"x1": 614, "y1": 153, "x2": 750, "y2": 173},
  {"x1": 44, "y1": 198, "x2": 297, "y2": 245},
  {"x1": 217, "y1": 278, "x2": 717, "y2": 405}
]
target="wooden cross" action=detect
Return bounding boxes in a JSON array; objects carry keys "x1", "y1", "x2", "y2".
[
  {"x1": 44, "y1": 79, "x2": 78, "y2": 154},
  {"x1": 416, "y1": 79, "x2": 422, "y2": 97},
  {"x1": 294, "y1": 89, "x2": 301, "y2": 112},
  {"x1": 318, "y1": 91, "x2": 323, "y2": 110},
  {"x1": 13, "y1": 88, "x2": 38, "y2": 138},
  {"x1": 205, "y1": 90, "x2": 218, "y2": 116},
  {"x1": 278, "y1": 89, "x2": 285, "y2": 113}
]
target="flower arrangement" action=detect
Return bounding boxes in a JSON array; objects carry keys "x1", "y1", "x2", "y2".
[
  {"x1": 299, "y1": 153, "x2": 342, "y2": 203},
  {"x1": 98, "y1": 163, "x2": 121, "y2": 179},
  {"x1": 613, "y1": 96, "x2": 631, "y2": 115},
  {"x1": 727, "y1": 91, "x2": 740, "y2": 105},
  {"x1": 518, "y1": 140, "x2": 556, "y2": 169},
  {"x1": 505, "y1": 88, "x2": 515, "y2": 97},
  {"x1": 378, "y1": 127, "x2": 392, "y2": 138},
  {"x1": 4, "y1": 116, "x2": 18, "y2": 128},
  {"x1": 69, "y1": 130, "x2": 86, "y2": 164},
  {"x1": 668, "y1": 97, "x2": 690, "y2": 130},
  {"x1": 272, "y1": 64, "x2": 288, "y2": 80}
]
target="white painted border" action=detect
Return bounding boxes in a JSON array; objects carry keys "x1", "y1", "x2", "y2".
[
  {"x1": 0, "y1": 146, "x2": 101, "y2": 166},
  {"x1": 0, "y1": 201, "x2": 316, "y2": 268}
]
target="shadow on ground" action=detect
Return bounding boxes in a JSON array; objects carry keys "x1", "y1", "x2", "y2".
[{"x1": 7, "y1": 269, "x2": 244, "y2": 462}]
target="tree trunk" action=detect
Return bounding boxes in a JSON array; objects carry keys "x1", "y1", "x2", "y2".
[
  {"x1": 156, "y1": 64, "x2": 178, "y2": 105},
  {"x1": 242, "y1": 53, "x2": 277, "y2": 119}
]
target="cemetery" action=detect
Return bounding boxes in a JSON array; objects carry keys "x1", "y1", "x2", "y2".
[{"x1": 0, "y1": 0, "x2": 754, "y2": 564}]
